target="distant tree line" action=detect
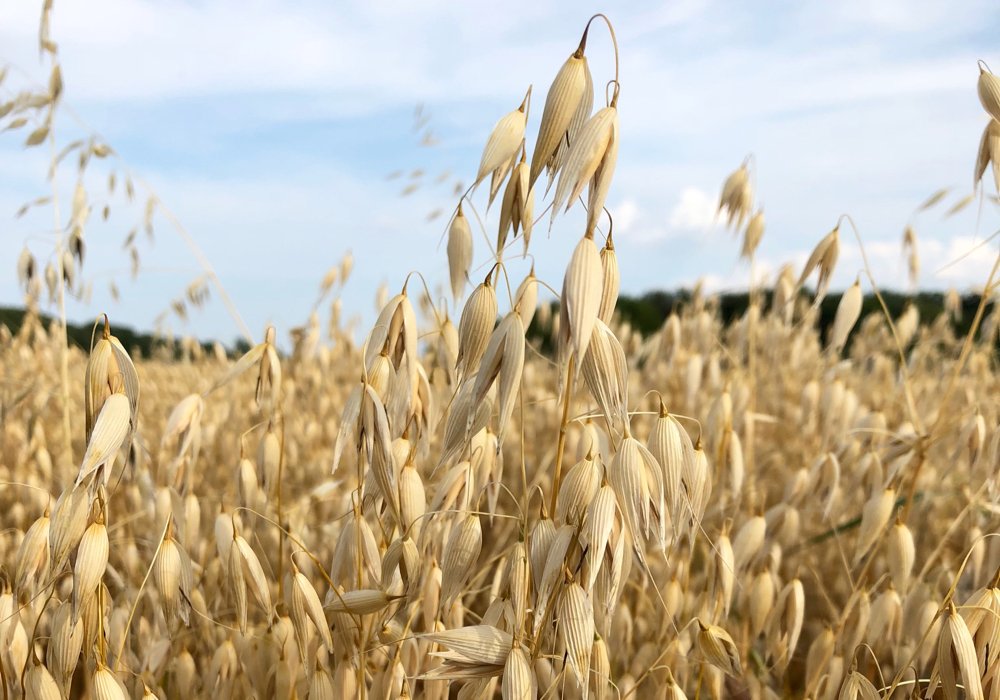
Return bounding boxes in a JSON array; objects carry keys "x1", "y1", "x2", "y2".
[
  {"x1": 614, "y1": 290, "x2": 986, "y2": 337},
  {"x1": 2, "y1": 290, "x2": 994, "y2": 359}
]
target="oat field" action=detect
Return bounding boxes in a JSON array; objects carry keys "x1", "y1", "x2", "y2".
[{"x1": 3, "y1": 11, "x2": 1000, "y2": 700}]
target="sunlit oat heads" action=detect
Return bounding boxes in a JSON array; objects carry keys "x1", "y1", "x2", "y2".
[{"x1": 4, "y1": 8, "x2": 1000, "y2": 700}]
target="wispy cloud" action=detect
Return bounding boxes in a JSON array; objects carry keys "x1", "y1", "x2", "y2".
[{"x1": 668, "y1": 187, "x2": 717, "y2": 232}]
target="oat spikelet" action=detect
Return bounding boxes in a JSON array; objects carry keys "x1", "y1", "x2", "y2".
[
  {"x1": 85, "y1": 318, "x2": 140, "y2": 444},
  {"x1": 558, "y1": 582, "x2": 595, "y2": 689},
  {"x1": 469, "y1": 309, "x2": 525, "y2": 447},
  {"x1": 733, "y1": 514, "x2": 766, "y2": 572},
  {"x1": 798, "y1": 226, "x2": 840, "y2": 306},
  {"x1": 502, "y1": 645, "x2": 536, "y2": 700},
  {"x1": 154, "y1": 524, "x2": 193, "y2": 626},
  {"x1": 598, "y1": 233, "x2": 619, "y2": 323},
  {"x1": 76, "y1": 392, "x2": 131, "y2": 487},
  {"x1": 92, "y1": 666, "x2": 128, "y2": 700},
  {"x1": 742, "y1": 209, "x2": 765, "y2": 259},
  {"x1": 498, "y1": 154, "x2": 533, "y2": 256},
  {"x1": 696, "y1": 619, "x2": 742, "y2": 676},
  {"x1": 581, "y1": 485, "x2": 615, "y2": 591},
  {"x1": 447, "y1": 204, "x2": 473, "y2": 301},
  {"x1": 886, "y1": 519, "x2": 915, "y2": 593},
  {"x1": 423, "y1": 625, "x2": 512, "y2": 666},
  {"x1": 974, "y1": 118, "x2": 1000, "y2": 192},
  {"x1": 854, "y1": 487, "x2": 895, "y2": 564},
  {"x1": 581, "y1": 320, "x2": 628, "y2": 431},
  {"x1": 398, "y1": 457, "x2": 426, "y2": 538},
  {"x1": 234, "y1": 533, "x2": 272, "y2": 620},
  {"x1": 978, "y1": 63, "x2": 1000, "y2": 123},
  {"x1": 647, "y1": 404, "x2": 687, "y2": 532},
  {"x1": 718, "y1": 163, "x2": 753, "y2": 230},
  {"x1": 561, "y1": 233, "x2": 604, "y2": 366},
  {"x1": 326, "y1": 588, "x2": 393, "y2": 615},
  {"x1": 805, "y1": 626, "x2": 836, "y2": 693},
  {"x1": 457, "y1": 273, "x2": 499, "y2": 380},
  {"x1": 749, "y1": 570, "x2": 775, "y2": 637},
  {"x1": 46, "y1": 602, "x2": 83, "y2": 695},
  {"x1": 931, "y1": 603, "x2": 984, "y2": 700},
  {"x1": 556, "y1": 453, "x2": 601, "y2": 527},
  {"x1": 25, "y1": 658, "x2": 61, "y2": 700},
  {"x1": 829, "y1": 277, "x2": 862, "y2": 354},
  {"x1": 476, "y1": 96, "x2": 527, "y2": 188},
  {"x1": 72, "y1": 515, "x2": 109, "y2": 623},
  {"x1": 838, "y1": 670, "x2": 880, "y2": 700},
  {"x1": 14, "y1": 510, "x2": 49, "y2": 595},
  {"x1": 591, "y1": 635, "x2": 611, "y2": 700},
  {"x1": 551, "y1": 105, "x2": 619, "y2": 235},
  {"x1": 531, "y1": 34, "x2": 593, "y2": 188},
  {"x1": 714, "y1": 531, "x2": 735, "y2": 616},
  {"x1": 289, "y1": 567, "x2": 333, "y2": 656},
  {"x1": 441, "y1": 513, "x2": 483, "y2": 607},
  {"x1": 514, "y1": 267, "x2": 538, "y2": 329},
  {"x1": 608, "y1": 432, "x2": 654, "y2": 555}
]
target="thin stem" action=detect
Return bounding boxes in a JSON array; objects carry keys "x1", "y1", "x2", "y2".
[
  {"x1": 582, "y1": 14, "x2": 620, "y2": 93},
  {"x1": 151, "y1": 199, "x2": 253, "y2": 343},
  {"x1": 549, "y1": 354, "x2": 575, "y2": 514},
  {"x1": 47, "y1": 109, "x2": 73, "y2": 476},
  {"x1": 114, "y1": 513, "x2": 172, "y2": 672}
]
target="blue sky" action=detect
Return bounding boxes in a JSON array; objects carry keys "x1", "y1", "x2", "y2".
[{"x1": 2, "y1": 0, "x2": 999, "y2": 345}]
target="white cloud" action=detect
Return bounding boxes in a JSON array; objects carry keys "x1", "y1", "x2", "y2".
[
  {"x1": 669, "y1": 187, "x2": 717, "y2": 231},
  {"x1": 926, "y1": 235, "x2": 999, "y2": 287},
  {"x1": 614, "y1": 198, "x2": 640, "y2": 234}
]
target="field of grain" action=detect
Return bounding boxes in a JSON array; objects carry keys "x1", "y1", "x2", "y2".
[{"x1": 3, "y1": 11, "x2": 1000, "y2": 700}]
